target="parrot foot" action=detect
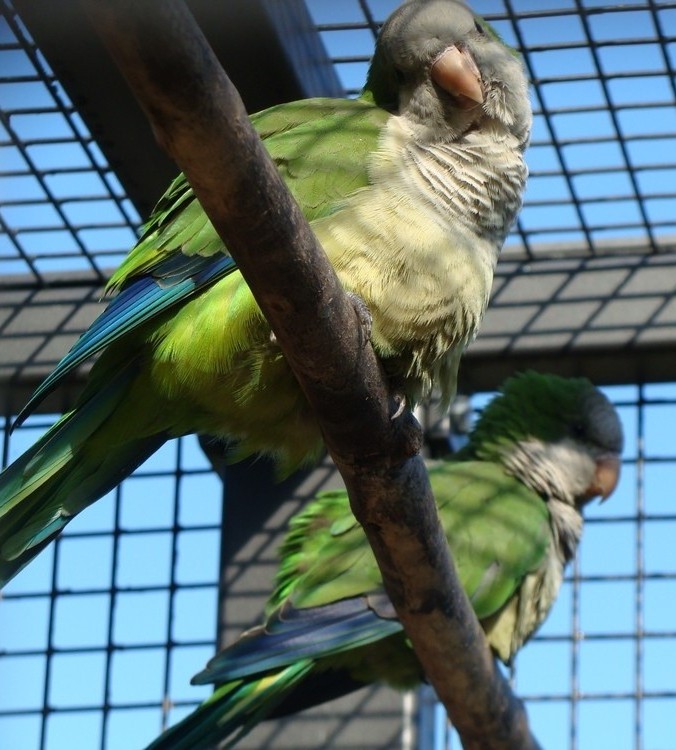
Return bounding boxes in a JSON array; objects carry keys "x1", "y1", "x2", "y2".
[
  {"x1": 347, "y1": 292, "x2": 373, "y2": 345},
  {"x1": 267, "y1": 293, "x2": 371, "y2": 348},
  {"x1": 391, "y1": 392, "x2": 407, "y2": 420}
]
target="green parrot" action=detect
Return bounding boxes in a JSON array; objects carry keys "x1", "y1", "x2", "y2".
[
  {"x1": 145, "y1": 372, "x2": 623, "y2": 750},
  {"x1": 0, "y1": 0, "x2": 532, "y2": 587}
]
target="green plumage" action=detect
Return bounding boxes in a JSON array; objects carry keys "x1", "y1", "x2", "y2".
[
  {"x1": 273, "y1": 461, "x2": 549, "y2": 619},
  {"x1": 108, "y1": 99, "x2": 387, "y2": 288},
  {"x1": 146, "y1": 372, "x2": 623, "y2": 750},
  {"x1": 0, "y1": 0, "x2": 532, "y2": 587}
]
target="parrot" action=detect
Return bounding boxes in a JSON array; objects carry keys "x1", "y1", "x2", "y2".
[
  {"x1": 0, "y1": 0, "x2": 532, "y2": 587},
  {"x1": 144, "y1": 371, "x2": 623, "y2": 750},
  {"x1": 147, "y1": 371, "x2": 623, "y2": 750}
]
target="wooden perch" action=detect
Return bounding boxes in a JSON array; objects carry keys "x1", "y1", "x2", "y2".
[{"x1": 78, "y1": 1, "x2": 542, "y2": 748}]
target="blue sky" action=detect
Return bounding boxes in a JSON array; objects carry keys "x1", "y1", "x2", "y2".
[{"x1": 1, "y1": 2, "x2": 676, "y2": 749}]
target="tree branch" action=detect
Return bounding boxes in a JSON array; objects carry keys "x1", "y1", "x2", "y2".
[{"x1": 78, "y1": 1, "x2": 541, "y2": 747}]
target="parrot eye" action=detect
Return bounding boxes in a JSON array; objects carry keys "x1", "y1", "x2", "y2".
[
  {"x1": 571, "y1": 421, "x2": 587, "y2": 440},
  {"x1": 474, "y1": 20, "x2": 486, "y2": 35}
]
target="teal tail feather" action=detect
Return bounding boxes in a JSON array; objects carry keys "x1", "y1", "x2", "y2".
[
  {"x1": 146, "y1": 661, "x2": 314, "y2": 750},
  {"x1": 145, "y1": 596, "x2": 403, "y2": 748},
  {"x1": 0, "y1": 365, "x2": 165, "y2": 587}
]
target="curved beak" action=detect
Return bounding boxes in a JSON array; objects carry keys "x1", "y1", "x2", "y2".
[
  {"x1": 586, "y1": 453, "x2": 622, "y2": 502},
  {"x1": 431, "y1": 45, "x2": 484, "y2": 107}
]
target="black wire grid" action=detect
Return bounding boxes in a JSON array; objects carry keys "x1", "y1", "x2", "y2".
[
  {"x1": 2, "y1": 1, "x2": 676, "y2": 283},
  {"x1": 440, "y1": 383, "x2": 676, "y2": 750},
  {"x1": 0, "y1": 6, "x2": 139, "y2": 284},
  {"x1": 0, "y1": 423, "x2": 223, "y2": 748},
  {"x1": 1, "y1": 1, "x2": 676, "y2": 749}
]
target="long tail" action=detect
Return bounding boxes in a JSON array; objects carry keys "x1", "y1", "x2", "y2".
[
  {"x1": 146, "y1": 661, "x2": 315, "y2": 750},
  {"x1": 146, "y1": 595, "x2": 402, "y2": 749},
  {"x1": 0, "y1": 365, "x2": 165, "y2": 587}
]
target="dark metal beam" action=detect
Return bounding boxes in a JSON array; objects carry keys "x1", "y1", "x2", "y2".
[
  {"x1": 13, "y1": 0, "x2": 342, "y2": 217},
  {"x1": 4, "y1": 249, "x2": 676, "y2": 417}
]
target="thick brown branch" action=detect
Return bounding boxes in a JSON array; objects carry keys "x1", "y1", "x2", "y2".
[{"x1": 78, "y1": 1, "x2": 541, "y2": 748}]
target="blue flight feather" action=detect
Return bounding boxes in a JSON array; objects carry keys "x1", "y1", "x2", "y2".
[
  {"x1": 14, "y1": 254, "x2": 237, "y2": 426},
  {"x1": 192, "y1": 597, "x2": 402, "y2": 685}
]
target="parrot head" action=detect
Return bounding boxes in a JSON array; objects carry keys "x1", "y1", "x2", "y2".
[
  {"x1": 467, "y1": 371, "x2": 624, "y2": 509},
  {"x1": 365, "y1": 0, "x2": 531, "y2": 143}
]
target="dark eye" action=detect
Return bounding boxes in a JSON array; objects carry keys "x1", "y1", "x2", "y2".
[
  {"x1": 571, "y1": 421, "x2": 587, "y2": 440},
  {"x1": 474, "y1": 19, "x2": 486, "y2": 35}
]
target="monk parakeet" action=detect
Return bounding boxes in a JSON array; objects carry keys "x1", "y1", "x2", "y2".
[
  {"x1": 0, "y1": 0, "x2": 531, "y2": 587},
  {"x1": 145, "y1": 372, "x2": 622, "y2": 750}
]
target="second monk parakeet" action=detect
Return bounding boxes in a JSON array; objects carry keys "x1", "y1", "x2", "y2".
[
  {"x1": 145, "y1": 372, "x2": 623, "y2": 749},
  {"x1": 0, "y1": 0, "x2": 532, "y2": 586}
]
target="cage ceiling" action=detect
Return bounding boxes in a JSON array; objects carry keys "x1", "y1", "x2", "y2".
[{"x1": 1, "y1": 0, "x2": 676, "y2": 409}]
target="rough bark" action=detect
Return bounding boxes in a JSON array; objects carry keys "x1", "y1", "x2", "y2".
[{"x1": 78, "y1": 1, "x2": 542, "y2": 748}]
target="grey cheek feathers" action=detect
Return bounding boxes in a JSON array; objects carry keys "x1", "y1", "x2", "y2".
[{"x1": 501, "y1": 437, "x2": 598, "y2": 506}]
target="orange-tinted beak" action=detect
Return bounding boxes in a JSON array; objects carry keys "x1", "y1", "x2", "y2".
[
  {"x1": 431, "y1": 45, "x2": 484, "y2": 107},
  {"x1": 585, "y1": 454, "x2": 622, "y2": 502}
]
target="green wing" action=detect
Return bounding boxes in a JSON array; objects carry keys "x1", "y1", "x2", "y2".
[
  {"x1": 20, "y1": 95, "x2": 389, "y2": 421},
  {"x1": 108, "y1": 96, "x2": 388, "y2": 292},
  {"x1": 432, "y1": 461, "x2": 551, "y2": 619},
  {"x1": 143, "y1": 461, "x2": 553, "y2": 750},
  {"x1": 268, "y1": 459, "x2": 551, "y2": 622}
]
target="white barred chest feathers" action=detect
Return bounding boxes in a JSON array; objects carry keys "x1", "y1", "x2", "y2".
[{"x1": 312, "y1": 116, "x2": 527, "y2": 395}]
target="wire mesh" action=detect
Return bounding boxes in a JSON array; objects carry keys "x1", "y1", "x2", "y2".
[
  {"x1": 416, "y1": 382, "x2": 676, "y2": 750},
  {"x1": 0, "y1": 0, "x2": 140, "y2": 283},
  {"x1": 307, "y1": 0, "x2": 676, "y2": 257},
  {"x1": 1, "y1": 1, "x2": 676, "y2": 749},
  {"x1": 0, "y1": 414, "x2": 222, "y2": 748},
  {"x1": 3, "y1": 383, "x2": 674, "y2": 749},
  {"x1": 3, "y1": 1, "x2": 676, "y2": 285}
]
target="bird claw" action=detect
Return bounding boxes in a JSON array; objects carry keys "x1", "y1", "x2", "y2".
[
  {"x1": 391, "y1": 393, "x2": 407, "y2": 420},
  {"x1": 345, "y1": 292, "x2": 405, "y2": 420},
  {"x1": 347, "y1": 292, "x2": 373, "y2": 344},
  {"x1": 268, "y1": 293, "x2": 371, "y2": 349}
]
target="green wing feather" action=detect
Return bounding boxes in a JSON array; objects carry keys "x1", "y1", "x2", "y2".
[
  {"x1": 270, "y1": 459, "x2": 550, "y2": 620},
  {"x1": 144, "y1": 457, "x2": 552, "y2": 750},
  {"x1": 145, "y1": 662, "x2": 315, "y2": 750},
  {"x1": 0, "y1": 96, "x2": 390, "y2": 587},
  {"x1": 108, "y1": 97, "x2": 387, "y2": 292}
]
